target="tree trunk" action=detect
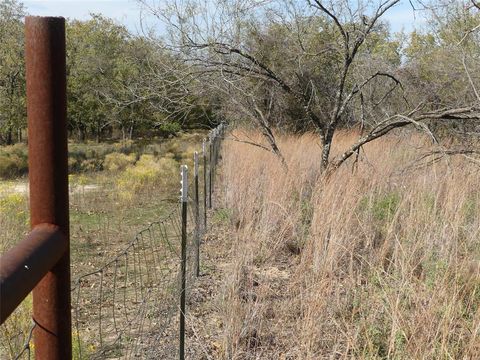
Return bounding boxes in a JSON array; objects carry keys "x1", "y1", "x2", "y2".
[
  {"x1": 6, "y1": 126, "x2": 13, "y2": 145},
  {"x1": 77, "y1": 126, "x2": 86, "y2": 142},
  {"x1": 320, "y1": 128, "x2": 335, "y2": 171},
  {"x1": 96, "y1": 120, "x2": 101, "y2": 143},
  {"x1": 128, "y1": 122, "x2": 134, "y2": 140}
]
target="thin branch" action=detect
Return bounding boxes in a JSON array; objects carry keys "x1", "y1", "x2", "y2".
[
  {"x1": 225, "y1": 135, "x2": 272, "y2": 152},
  {"x1": 462, "y1": 55, "x2": 480, "y2": 103},
  {"x1": 331, "y1": 107, "x2": 480, "y2": 170}
]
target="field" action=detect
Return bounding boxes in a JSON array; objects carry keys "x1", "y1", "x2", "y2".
[
  {"x1": 1, "y1": 128, "x2": 479, "y2": 359},
  {"x1": 208, "y1": 129, "x2": 480, "y2": 359},
  {"x1": 0, "y1": 132, "x2": 205, "y2": 358}
]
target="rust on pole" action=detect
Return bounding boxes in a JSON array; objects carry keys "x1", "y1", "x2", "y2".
[
  {"x1": 0, "y1": 225, "x2": 66, "y2": 324},
  {"x1": 25, "y1": 16, "x2": 71, "y2": 359}
]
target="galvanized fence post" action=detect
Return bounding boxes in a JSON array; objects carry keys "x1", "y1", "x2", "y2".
[
  {"x1": 202, "y1": 140, "x2": 207, "y2": 230},
  {"x1": 179, "y1": 165, "x2": 188, "y2": 360},
  {"x1": 212, "y1": 129, "x2": 217, "y2": 185},
  {"x1": 215, "y1": 128, "x2": 219, "y2": 164},
  {"x1": 194, "y1": 152, "x2": 200, "y2": 277},
  {"x1": 25, "y1": 16, "x2": 72, "y2": 359}
]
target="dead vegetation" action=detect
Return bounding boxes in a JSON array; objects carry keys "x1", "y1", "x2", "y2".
[{"x1": 208, "y1": 129, "x2": 480, "y2": 359}]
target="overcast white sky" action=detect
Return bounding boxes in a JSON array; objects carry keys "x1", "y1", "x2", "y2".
[{"x1": 22, "y1": 0, "x2": 427, "y2": 34}]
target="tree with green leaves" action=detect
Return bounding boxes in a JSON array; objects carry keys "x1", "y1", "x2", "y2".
[{"x1": 0, "y1": 0, "x2": 26, "y2": 145}]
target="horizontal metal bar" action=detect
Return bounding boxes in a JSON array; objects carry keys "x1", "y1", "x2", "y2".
[{"x1": 0, "y1": 224, "x2": 66, "y2": 324}]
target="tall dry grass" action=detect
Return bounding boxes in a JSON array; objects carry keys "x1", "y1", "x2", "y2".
[{"x1": 216, "y1": 130, "x2": 480, "y2": 359}]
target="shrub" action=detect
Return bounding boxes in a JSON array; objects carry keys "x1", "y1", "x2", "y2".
[
  {"x1": 116, "y1": 154, "x2": 179, "y2": 200},
  {"x1": 158, "y1": 122, "x2": 182, "y2": 137},
  {"x1": 103, "y1": 152, "x2": 136, "y2": 172},
  {"x1": 0, "y1": 144, "x2": 29, "y2": 178}
]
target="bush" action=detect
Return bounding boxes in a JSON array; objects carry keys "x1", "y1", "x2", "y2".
[
  {"x1": 79, "y1": 158, "x2": 103, "y2": 172},
  {"x1": 116, "y1": 154, "x2": 179, "y2": 200},
  {"x1": 103, "y1": 152, "x2": 136, "y2": 172},
  {"x1": 0, "y1": 154, "x2": 28, "y2": 179},
  {"x1": 158, "y1": 122, "x2": 182, "y2": 137}
]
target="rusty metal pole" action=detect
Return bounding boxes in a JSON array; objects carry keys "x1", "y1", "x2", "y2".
[
  {"x1": 25, "y1": 16, "x2": 71, "y2": 359},
  {"x1": 0, "y1": 225, "x2": 66, "y2": 324}
]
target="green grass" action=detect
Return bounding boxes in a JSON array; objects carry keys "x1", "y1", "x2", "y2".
[
  {"x1": 358, "y1": 192, "x2": 401, "y2": 222},
  {"x1": 212, "y1": 208, "x2": 233, "y2": 224}
]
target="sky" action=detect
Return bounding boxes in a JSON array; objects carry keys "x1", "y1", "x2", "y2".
[
  {"x1": 22, "y1": 0, "x2": 428, "y2": 35},
  {"x1": 22, "y1": 0, "x2": 148, "y2": 33}
]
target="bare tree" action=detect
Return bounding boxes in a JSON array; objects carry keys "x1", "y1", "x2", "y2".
[
  {"x1": 328, "y1": 0, "x2": 480, "y2": 170},
  {"x1": 139, "y1": 0, "x2": 480, "y2": 171},
  {"x1": 139, "y1": 0, "x2": 408, "y2": 169}
]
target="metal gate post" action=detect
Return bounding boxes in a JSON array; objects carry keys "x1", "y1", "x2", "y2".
[{"x1": 25, "y1": 16, "x2": 71, "y2": 359}]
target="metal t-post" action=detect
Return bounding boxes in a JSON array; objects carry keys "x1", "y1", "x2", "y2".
[
  {"x1": 202, "y1": 140, "x2": 207, "y2": 230},
  {"x1": 194, "y1": 152, "x2": 200, "y2": 277},
  {"x1": 179, "y1": 165, "x2": 188, "y2": 360},
  {"x1": 208, "y1": 134, "x2": 213, "y2": 209}
]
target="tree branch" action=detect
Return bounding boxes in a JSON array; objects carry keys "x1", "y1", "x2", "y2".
[{"x1": 331, "y1": 107, "x2": 480, "y2": 170}]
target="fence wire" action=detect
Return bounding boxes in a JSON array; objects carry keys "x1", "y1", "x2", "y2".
[
  {"x1": 1, "y1": 123, "x2": 225, "y2": 360},
  {"x1": 72, "y1": 204, "x2": 187, "y2": 359}
]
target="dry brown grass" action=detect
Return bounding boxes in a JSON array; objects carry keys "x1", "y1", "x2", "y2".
[{"x1": 215, "y1": 129, "x2": 480, "y2": 359}]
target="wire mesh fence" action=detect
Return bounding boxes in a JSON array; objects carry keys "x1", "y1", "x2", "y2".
[
  {"x1": 0, "y1": 123, "x2": 226, "y2": 360},
  {"x1": 72, "y1": 205, "x2": 183, "y2": 359}
]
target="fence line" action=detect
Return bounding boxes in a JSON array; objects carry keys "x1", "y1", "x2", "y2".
[
  {"x1": 0, "y1": 13, "x2": 227, "y2": 358},
  {"x1": 1, "y1": 123, "x2": 226, "y2": 360}
]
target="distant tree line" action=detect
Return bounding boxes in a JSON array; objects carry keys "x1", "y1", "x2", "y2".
[
  {"x1": 0, "y1": 0, "x2": 216, "y2": 145},
  {"x1": 1, "y1": 0, "x2": 479, "y2": 171}
]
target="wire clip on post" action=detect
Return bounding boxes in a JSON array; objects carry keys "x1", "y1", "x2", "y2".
[{"x1": 180, "y1": 165, "x2": 188, "y2": 203}]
